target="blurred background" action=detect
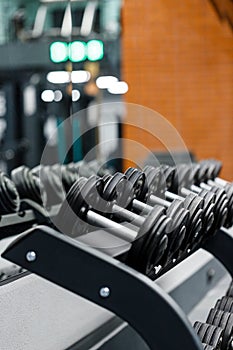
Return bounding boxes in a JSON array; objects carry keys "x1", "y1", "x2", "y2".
[{"x1": 0, "y1": 0, "x2": 232, "y2": 178}]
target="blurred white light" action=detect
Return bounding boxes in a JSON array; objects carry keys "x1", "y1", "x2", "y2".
[
  {"x1": 96, "y1": 76, "x2": 118, "y2": 89},
  {"x1": 23, "y1": 85, "x2": 37, "y2": 116},
  {"x1": 54, "y1": 90, "x2": 63, "y2": 102},
  {"x1": 41, "y1": 90, "x2": 54, "y2": 102},
  {"x1": 108, "y1": 81, "x2": 129, "y2": 95},
  {"x1": 47, "y1": 71, "x2": 69, "y2": 84},
  {"x1": 72, "y1": 89, "x2": 81, "y2": 102},
  {"x1": 71, "y1": 70, "x2": 91, "y2": 83}
]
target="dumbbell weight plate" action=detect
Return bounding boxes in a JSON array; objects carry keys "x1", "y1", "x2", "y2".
[
  {"x1": 202, "y1": 344, "x2": 215, "y2": 350},
  {"x1": 0, "y1": 173, "x2": 20, "y2": 213},
  {"x1": 124, "y1": 168, "x2": 146, "y2": 202},
  {"x1": 178, "y1": 194, "x2": 204, "y2": 250},
  {"x1": 210, "y1": 187, "x2": 228, "y2": 230},
  {"x1": 127, "y1": 206, "x2": 170, "y2": 274},
  {"x1": 193, "y1": 321, "x2": 223, "y2": 349},
  {"x1": 123, "y1": 169, "x2": 188, "y2": 264},
  {"x1": 174, "y1": 164, "x2": 193, "y2": 193},
  {"x1": 102, "y1": 173, "x2": 134, "y2": 212},
  {"x1": 61, "y1": 176, "x2": 170, "y2": 274},
  {"x1": 162, "y1": 199, "x2": 189, "y2": 261},
  {"x1": 207, "y1": 308, "x2": 233, "y2": 350},
  {"x1": 215, "y1": 297, "x2": 233, "y2": 314},
  {"x1": 101, "y1": 172, "x2": 175, "y2": 270},
  {"x1": 158, "y1": 164, "x2": 176, "y2": 193},
  {"x1": 143, "y1": 166, "x2": 166, "y2": 199},
  {"x1": 226, "y1": 281, "x2": 233, "y2": 297}
]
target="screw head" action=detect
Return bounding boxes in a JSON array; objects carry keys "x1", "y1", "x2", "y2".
[
  {"x1": 207, "y1": 268, "x2": 215, "y2": 283},
  {"x1": 26, "y1": 251, "x2": 37, "y2": 262},
  {"x1": 99, "y1": 286, "x2": 110, "y2": 298}
]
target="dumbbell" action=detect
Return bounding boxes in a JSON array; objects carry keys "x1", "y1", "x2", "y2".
[
  {"x1": 11, "y1": 166, "x2": 47, "y2": 205},
  {"x1": 99, "y1": 172, "x2": 189, "y2": 265},
  {"x1": 123, "y1": 167, "x2": 204, "y2": 251},
  {"x1": 58, "y1": 166, "x2": 188, "y2": 265},
  {"x1": 193, "y1": 321, "x2": 223, "y2": 349},
  {"x1": 197, "y1": 160, "x2": 233, "y2": 228},
  {"x1": 214, "y1": 297, "x2": 233, "y2": 314},
  {"x1": 226, "y1": 282, "x2": 233, "y2": 297},
  {"x1": 57, "y1": 175, "x2": 170, "y2": 274},
  {"x1": 164, "y1": 163, "x2": 229, "y2": 232},
  {"x1": 143, "y1": 165, "x2": 217, "y2": 244},
  {"x1": 64, "y1": 160, "x2": 110, "y2": 178},
  {"x1": 178, "y1": 162, "x2": 230, "y2": 229},
  {"x1": 0, "y1": 171, "x2": 20, "y2": 214},
  {"x1": 202, "y1": 345, "x2": 215, "y2": 350},
  {"x1": 32, "y1": 165, "x2": 65, "y2": 206},
  {"x1": 206, "y1": 308, "x2": 233, "y2": 350}
]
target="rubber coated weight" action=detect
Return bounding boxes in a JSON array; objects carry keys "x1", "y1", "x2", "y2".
[
  {"x1": 124, "y1": 168, "x2": 146, "y2": 202},
  {"x1": 11, "y1": 166, "x2": 46, "y2": 205},
  {"x1": 202, "y1": 344, "x2": 215, "y2": 350},
  {"x1": 119, "y1": 170, "x2": 189, "y2": 262},
  {"x1": 0, "y1": 172, "x2": 20, "y2": 214},
  {"x1": 33, "y1": 165, "x2": 65, "y2": 205},
  {"x1": 127, "y1": 206, "x2": 170, "y2": 274},
  {"x1": 59, "y1": 176, "x2": 169, "y2": 274},
  {"x1": 215, "y1": 297, "x2": 233, "y2": 314},
  {"x1": 193, "y1": 322, "x2": 223, "y2": 349},
  {"x1": 207, "y1": 308, "x2": 233, "y2": 350},
  {"x1": 227, "y1": 282, "x2": 233, "y2": 297}
]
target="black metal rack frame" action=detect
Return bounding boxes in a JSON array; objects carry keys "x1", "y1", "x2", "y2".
[{"x1": 1, "y1": 224, "x2": 232, "y2": 350}]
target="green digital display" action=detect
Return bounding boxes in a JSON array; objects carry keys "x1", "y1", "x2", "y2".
[{"x1": 49, "y1": 40, "x2": 104, "y2": 63}]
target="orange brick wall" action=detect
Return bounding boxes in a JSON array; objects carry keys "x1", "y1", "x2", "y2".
[{"x1": 121, "y1": 0, "x2": 233, "y2": 180}]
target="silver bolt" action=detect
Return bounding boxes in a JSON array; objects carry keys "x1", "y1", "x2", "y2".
[
  {"x1": 26, "y1": 251, "x2": 37, "y2": 262},
  {"x1": 99, "y1": 286, "x2": 110, "y2": 298},
  {"x1": 207, "y1": 268, "x2": 215, "y2": 283}
]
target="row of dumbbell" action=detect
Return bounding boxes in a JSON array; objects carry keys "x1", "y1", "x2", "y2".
[
  {"x1": 0, "y1": 160, "x2": 108, "y2": 215},
  {"x1": 0, "y1": 160, "x2": 231, "y2": 275},
  {"x1": 6, "y1": 159, "x2": 233, "y2": 229},
  {"x1": 54, "y1": 163, "x2": 232, "y2": 274},
  {"x1": 193, "y1": 281, "x2": 233, "y2": 350}
]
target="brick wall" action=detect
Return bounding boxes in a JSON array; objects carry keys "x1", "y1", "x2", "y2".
[{"x1": 122, "y1": 0, "x2": 233, "y2": 179}]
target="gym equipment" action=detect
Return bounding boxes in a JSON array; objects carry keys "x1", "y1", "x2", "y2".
[
  {"x1": 11, "y1": 166, "x2": 46, "y2": 205},
  {"x1": 2, "y1": 221, "x2": 232, "y2": 350},
  {"x1": 193, "y1": 322, "x2": 223, "y2": 349},
  {"x1": 0, "y1": 171, "x2": 20, "y2": 214},
  {"x1": 100, "y1": 172, "x2": 189, "y2": 264},
  {"x1": 214, "y1": 297, "x2": 233, "y2": 314},
  {"x1": 124, "y1": 167, "x2": 204, "y2": 250},
  {"x1": 226, "y1": 281, "x2": 233, "y2": 297},
  {"x1": 57, "y1": 176, "x2": 170, "y2": 274},
  {"x1": 206, "y1": 308, "x2": 233, "y2": 350}
]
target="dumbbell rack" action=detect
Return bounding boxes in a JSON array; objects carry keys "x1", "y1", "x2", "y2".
[{"x1": 1, "y1": 223, "x2": 233, "y2": 350}]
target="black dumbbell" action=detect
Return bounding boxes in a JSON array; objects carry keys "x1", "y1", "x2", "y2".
[
  {"x1": 11, "y1": 166, "x2": 47, "y2": 205},
  {"x1": 124, "y1": 167, "x2": 204, "y2": 251},
  {"x1": 183, "y1": 162, "x2": 230, "y2": 229},
  {"x1": 59, "y1": 167, "x2": 188, "y2": 265},
  {"x1": 193, "y1": 321, "x2": 223, "y2": 349},
  {"x1": 226, "y1": 281, "x2": 233, "y2": 297},
  {"x1": 202, "y1": 344, "x2": 215, "y2": 350},
  {"x1": 165, "y1": 163, "x2": 229, "y2": 232},
  {"x1": 0, "y1": 171, "x2": 20, "y2": 214},
  {"x1": 156, "y1": 164, "x2": 216, "y2": 235},
  {"x1": 215, "y1": 297, "x2": 233, "y2": 314},
  {"x1": 32, "y1": 165, "x2": 65, "y2": 206},
  {"x1": 57, "y1": 176, "x2": 170, "y2": 274},
  {"x1": 99, "y1": 172, "x2": 189, "y2": 265},
  {"x1": 143, "y1": 165, "x2": 217, "y2": 245},
  {"x1": 206, "y1": 308, "x2": 233, "y2": 350},
  {"x1": 198, "y1": 160, "x2": 233, "y2": 228}
]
